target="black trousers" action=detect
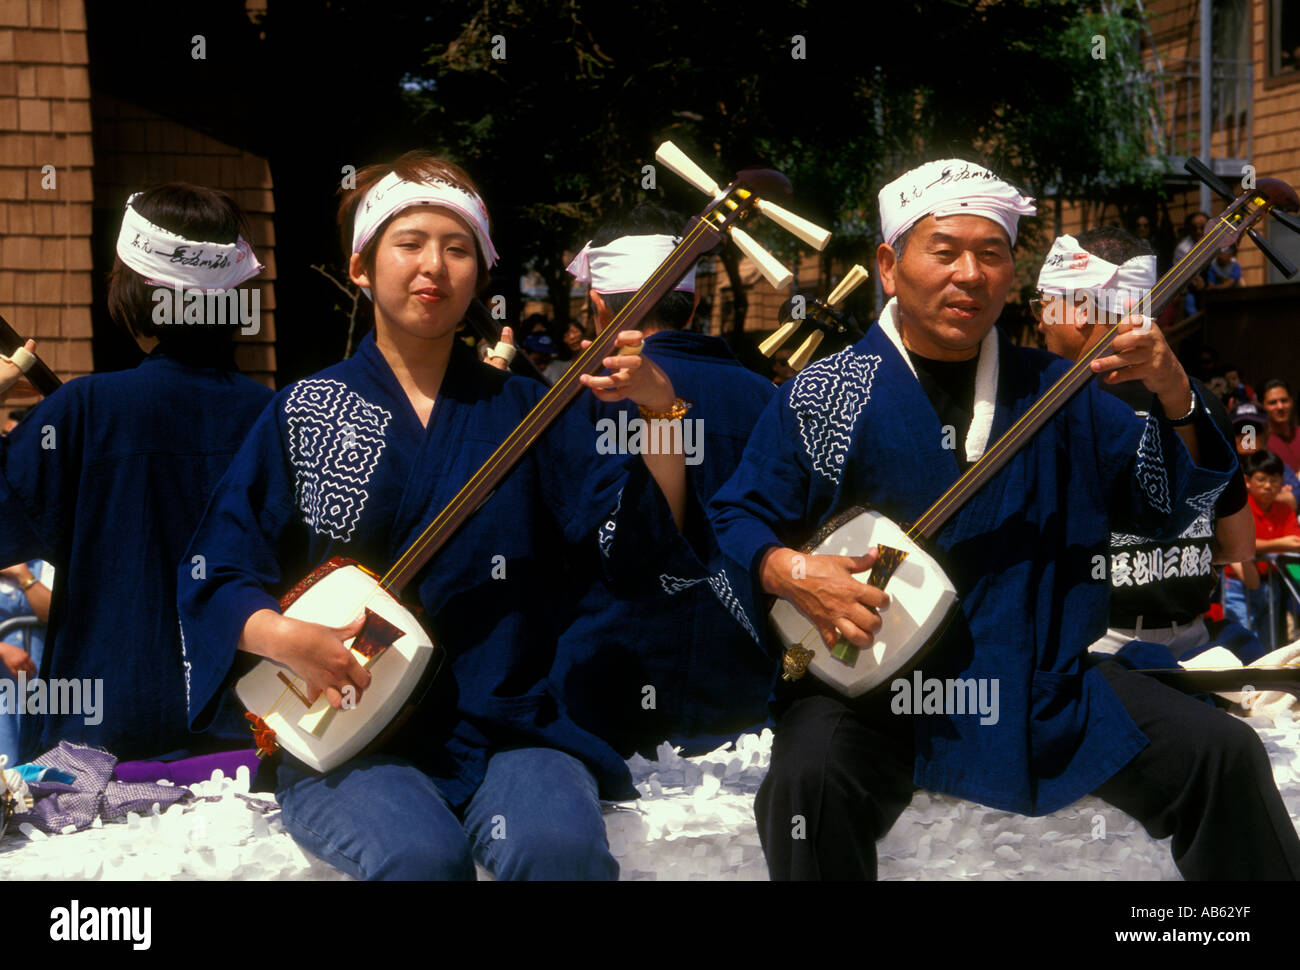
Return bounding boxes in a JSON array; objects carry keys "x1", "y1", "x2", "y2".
[{"x1": 754, "y1": 660, "x2": 1300, "y2": 880}]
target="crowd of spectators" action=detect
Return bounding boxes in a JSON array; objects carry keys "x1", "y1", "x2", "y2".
[{"x1": 1198, "y1": 357, "x2": 1300, "y2": 649}]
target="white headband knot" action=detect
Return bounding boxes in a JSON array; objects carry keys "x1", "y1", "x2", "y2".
[
  {"x1": 565, "y1": 234, "x2": 695, "y2": 294},
  {"x1": 351, "y1": 171, "x2": 498, "y2": 269},
  {"x1": 878, "y1": 159, "x2": 1037, "y2": 249},
  {"x1": 1036, "y1": 235, "x2": 1157, "y2": 315},
  {"x1": 115, "y1": 192, "x2": 263, "y2": 291}
]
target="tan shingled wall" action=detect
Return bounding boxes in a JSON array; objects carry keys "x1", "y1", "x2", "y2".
[
  {"x1": 704, "y1": 250, "x2": 854, "y2": 336},
  {"x1": 0, "y1": 0, "x2": 94, "y2": 387},
  {"x1": 1249, "y1": 0, "x2": 1300, "y2": 282},
  {"x1": 91, "y1": 93, "x2": 277, "y2": 385}
]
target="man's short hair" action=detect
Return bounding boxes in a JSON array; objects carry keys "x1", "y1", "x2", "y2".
[
  {"x1": 1075, "y1": 225, "x2": 1154, "y2": 265},
  {"x1": 588, "y1": 204, "x2": 694, "y2": 330},
  {"x1": 892, "y1": 225, "x2": 914, "y2": 260},
  {"x1": 1244, "y1": 449, "x2": 1285, "y2": 479}
]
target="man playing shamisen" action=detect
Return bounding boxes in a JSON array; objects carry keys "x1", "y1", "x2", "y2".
[{"x1": 709, "y1": 158, "x2": 1300, "y2": 880}]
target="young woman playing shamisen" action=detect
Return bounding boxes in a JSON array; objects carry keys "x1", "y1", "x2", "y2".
[{"x1": 178, "y1": 152, "x2": 697, "y2": 880}]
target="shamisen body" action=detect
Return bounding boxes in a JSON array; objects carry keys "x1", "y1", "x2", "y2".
[
  {"x1": 707, "y1": 158, "x2": 1300, "y2": 880},
  {"x1": 177, "y1": 152, "x2": 697, "y2": 881}
]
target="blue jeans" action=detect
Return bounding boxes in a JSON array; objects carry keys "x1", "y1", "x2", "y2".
[
  {"x1": 1222, "y1": 574, "x2": 1284, "y2": 650},
  {"x1": 276, "y1": 747, "x2": 618, "y2": 881}
]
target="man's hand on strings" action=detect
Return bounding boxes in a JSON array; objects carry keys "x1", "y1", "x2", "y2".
[
  {"x1": 1088, "y1": 306, "x2": 1192, "y2": 420},
  {"x1": 239, "y1": 609, "x2": 372, "y2": 709},
  {"x1": 759, "y1": 546, "x2": 892, "y2": 649}
]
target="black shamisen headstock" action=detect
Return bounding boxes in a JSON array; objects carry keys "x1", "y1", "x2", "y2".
[
  {"x1": 760, "y1": 264, "x2": 870, "y2": 370},
  {"x1": 1184, "y1": 158, "x2": 1300, "y2": 279}
]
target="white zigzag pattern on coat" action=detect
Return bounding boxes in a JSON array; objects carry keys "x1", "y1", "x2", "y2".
[
  {"x1": 660, "y1": 571, "x2": 759, "y2": 644},
  {"x1": 707, "y1": 570, "x2": 759, "y2": 644},
  {"x1": 179, "y1": 622, "x2": 192, "y2": 715},
  {"x1": 1135, "y1": 412, "x2": 1171, "y2": 515},
  {"x1": 787, "y1": 349, "x2": 882, "y2": 486},
  {"x1": 284, "y1": 379, "x2": 391, "y2": 542},
  {"x1": 1113, "y1": 509, "x2": 1215, "y2": 549},
  {"x1": 598, "y1": 488, "x2": 623, "y2": 558},
  {"x1": 659, "y1": 573, "x2": 707, "y2": 595},
  {"x1": 1184, "y1": 483, "x2": 1227, "y2": 517},
  {"x1": 1110, "y1": 532, "x2": 1150, "y2": 548}
]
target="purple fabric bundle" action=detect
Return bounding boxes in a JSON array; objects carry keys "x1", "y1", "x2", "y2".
[
  {"x1": 24, "y1": 741, "x2": 192, "y2": 834},
  {"x1": 113, "y1": 748, "x2": 260, "y2": 787}
]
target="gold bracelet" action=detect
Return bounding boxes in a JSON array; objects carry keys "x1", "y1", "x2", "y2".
[{"x1": 638, "y1": 397, "x2": 691, "y2": 421}]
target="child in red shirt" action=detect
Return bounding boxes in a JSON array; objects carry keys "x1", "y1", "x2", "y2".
[{"x1": 1224, "y1": 450, "x2": 1300, "y2": 647}]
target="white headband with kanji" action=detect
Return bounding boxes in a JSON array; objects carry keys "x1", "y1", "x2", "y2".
[
  {"x1": 1037, "y1": 234, "x2": 1157, "y2": 314},
  {"x1": 115, "y1": 193, "x2": 263, "y2": 291},
  {"x1": 879, "y1": 159, "x2": 1037, "y2": 248},
  {"x1": 352, "y1": 171, "x2": 498, "y2": 267}
]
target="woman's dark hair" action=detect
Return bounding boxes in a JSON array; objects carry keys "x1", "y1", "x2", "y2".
[
  {"x1": 1261, "y1": 378, "x2": 1296, "y2": 435},
  {"x1": 1244, "y1": 449, "x2": 1285, "y2": 479},
  {"x1": 107, "y1": 182, "x2": 254, "y2": 356},
  {"x1": 337, "y1": 151, "x2": 491, "y2": 295}
]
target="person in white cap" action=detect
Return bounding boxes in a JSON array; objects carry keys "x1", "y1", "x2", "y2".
[
  {"x1": 551, "y1": 203, "x2": 778, "y2": 758},
  {"x1": 709, "y1": 158, "x2": 1300, "y2": 879},
  {"x1": 1034, "y1": 225, "x2": 1259, "y2": 666},
  {"x1": 179, "y1": 151, "x2": 701, "y2": 881},
  {"x1": 0, "y1": 182, "x2": 274, "y2": 763}
]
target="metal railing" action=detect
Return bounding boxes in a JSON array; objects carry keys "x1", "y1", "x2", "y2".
[
  {"x1": 1141, "y1": 57, "x2": 1254, "y2": 173},
  {"x1": 1221, "y1": 553, "x2": 1300, "y2": 651}
]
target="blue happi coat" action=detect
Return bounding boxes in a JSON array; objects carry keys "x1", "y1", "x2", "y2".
[
  {"x1": 178, "y1": 332, "x2": 695, "y2": 806},
  {"x1": 708, "y1": 310, "x2": 1237, "y2": 815},
  {"x1": 0, "y1": 350, "x2": 273, "y2": 761},
  {"x1": 552, "y1": 329, "x2": 776, "y2": 755}
]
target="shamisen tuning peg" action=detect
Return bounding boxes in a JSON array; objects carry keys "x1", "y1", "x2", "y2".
[
  {"x1": 654, "y1": 141, "x2": 831, "y2": 289},
  {"x1": 760, "y1": 263, "x2": 871, "y2": 366},
  {"x1": 653, "y1": 141, "x2": 830, "y2": 249}
]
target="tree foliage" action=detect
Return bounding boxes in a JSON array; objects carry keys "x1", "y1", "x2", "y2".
[{"x1": 401, "y1": 0, "x2": 1164, "y2": 329}]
